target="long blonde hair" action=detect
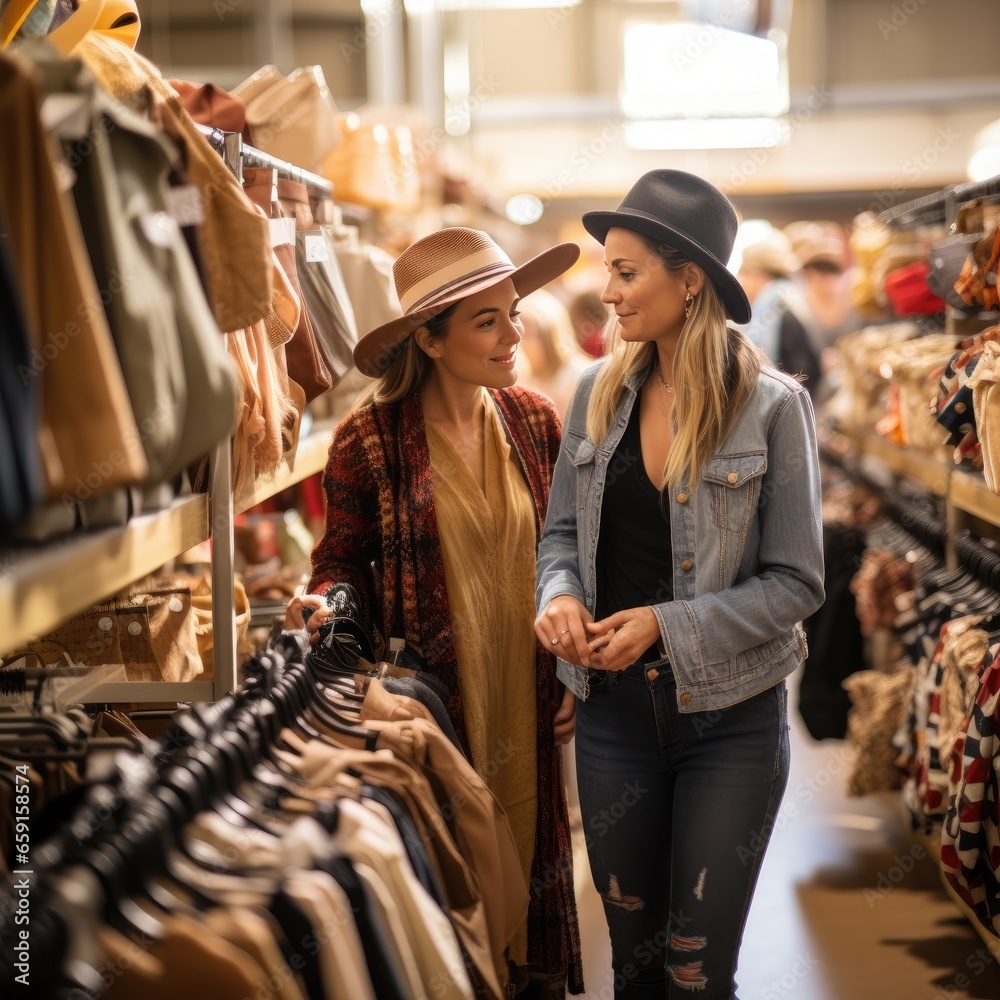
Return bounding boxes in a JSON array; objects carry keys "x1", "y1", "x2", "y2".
[{"x1": 586, "y1": 236, "x2": 767, "y2": 488}]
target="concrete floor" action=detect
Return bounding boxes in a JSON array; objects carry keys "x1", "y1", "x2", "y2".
[{"x1": 567, "y1": 667, "x2": 1000, "y2": 999}]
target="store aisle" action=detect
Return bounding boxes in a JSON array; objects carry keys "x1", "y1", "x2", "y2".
[{"x1": 569, "y1": 667, "x2": 1000, "y2": 999}]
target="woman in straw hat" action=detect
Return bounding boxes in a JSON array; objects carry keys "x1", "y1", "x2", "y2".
[
  {"x1": 304, "y1": 227, "x2": 584, "y2": 998},
  {"x1": 535, "y1": 171, "x2": 824, "y2": 998}
]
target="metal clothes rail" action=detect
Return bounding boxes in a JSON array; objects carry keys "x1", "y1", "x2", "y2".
[
  {"x1": 879, "y1": 173, "x2": 1000, "y2": 228},
  {"x1": 194, "y1": 122, "x2": 333, "y2": 195}
]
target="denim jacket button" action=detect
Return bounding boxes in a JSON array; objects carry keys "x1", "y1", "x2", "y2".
[
  {"x1": 681, "y1": 559, "x2": 693, "y2": 571},
  {"x1": 727, "y1": 471, "x2": 739, "y2": 484},
  {"x1": 680, "y1": 692, "x2": 693, "y2": 705},
  {"x1": 647, "y1": 668, "x2": 659, "y2": 681},
  {"x1": 676, "y1": 492, "x2": 688, "y2": 504}
]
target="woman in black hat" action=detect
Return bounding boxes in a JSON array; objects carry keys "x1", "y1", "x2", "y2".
[{"x1": 535, "y1": 170, "x2": 825, "y2": 999}]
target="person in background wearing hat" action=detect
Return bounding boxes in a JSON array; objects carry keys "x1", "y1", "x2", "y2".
[
  {"x1": 736, "y1": 227, "x2": 822, "y2": 398},
  {"x1": 784, "y1": 222, "x2": 859, "y2": 351},
  {"x1": 302, "y1": 227, "x2": 585, "y2": 999},
  {"x1": 535, "y1": 170, "x2": 824, "y2": 999}
]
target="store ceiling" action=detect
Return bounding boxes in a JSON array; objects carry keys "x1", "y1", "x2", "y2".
[{"x1": 135, "y1": 0, "x2": 1000, "y2": 213}]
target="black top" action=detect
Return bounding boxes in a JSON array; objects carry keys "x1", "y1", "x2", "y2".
[{"x1": 595, "y1": 397, "x2": 672, "y2": 663}]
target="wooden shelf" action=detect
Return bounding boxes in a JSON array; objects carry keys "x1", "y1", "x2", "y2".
[
  {"x1": 828, "y1": 427, "x2": 951, "y2": 496},
  {"x1": 0, "y1": 426, "x2": 334, "y2": 672},
  {"x1": 0, "y1": 494, "x2": 209, "y2": 659},
  {"x1": 951, "y1": 471, "x2": 1000, "y2": 528}
]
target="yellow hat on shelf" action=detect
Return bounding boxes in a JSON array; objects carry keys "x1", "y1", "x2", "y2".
[{"x1": 47, "y1": 0, "x2": 139, "y2": 55}]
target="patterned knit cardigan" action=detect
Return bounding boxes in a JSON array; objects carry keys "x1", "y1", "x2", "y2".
[{"x1": 309, "y1": 385, "x2": 584, "y2": 994}]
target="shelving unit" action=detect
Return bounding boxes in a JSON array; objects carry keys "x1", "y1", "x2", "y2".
[
  {"x1": 826, "y1": 425, "x2": 1000, "y2": 553},
  {"x1": 0, "y1": 423, "x2": 335, "y2": 704}
]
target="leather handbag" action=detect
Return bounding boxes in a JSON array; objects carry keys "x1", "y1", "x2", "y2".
[
  {"x1": 926, "y1": 232, "x2": 980, "y2": 311},
  {"x1": 242, "y1": 65, "x2": 341, "y2": 172},
  {"x1": 883, "y1": 261, "x2": 947, "y2": 316},
  {"x1": 190, "y1": 574, "x2": 251, "y2": 681}
]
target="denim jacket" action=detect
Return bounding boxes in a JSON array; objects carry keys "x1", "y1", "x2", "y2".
[{"x1": 536, "y1": 359, "x2": 825, "y2": 712}]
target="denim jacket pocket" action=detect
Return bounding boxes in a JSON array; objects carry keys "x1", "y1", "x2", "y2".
[
  {"x1": 702, "y1": 451, "x2": 767, "y2": 535},
  {"x1": 570, "y1": 436, "x2": 596, "y2": 467}
]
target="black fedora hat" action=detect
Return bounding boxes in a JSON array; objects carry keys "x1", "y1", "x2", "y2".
[{"x1": 582, "y1": 169, "x2": 751, "y2": 325}]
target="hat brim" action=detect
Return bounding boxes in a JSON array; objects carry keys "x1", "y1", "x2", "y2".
[
  {"x1": 354, "y1": 241, "x2": 580, "y2": 377},
  {"x1": 582, "y1": 209, "x2": 751, "y2": 325}
]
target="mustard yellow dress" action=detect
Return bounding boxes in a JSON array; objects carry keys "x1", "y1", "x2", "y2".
[{"x1": 424, "y1": 400, "x2": 538, "y2": 965}]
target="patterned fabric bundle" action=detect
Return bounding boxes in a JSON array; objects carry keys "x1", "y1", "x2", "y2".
[{"x1": 940, "y1": 635, "x2": 1000, "y2": 939}]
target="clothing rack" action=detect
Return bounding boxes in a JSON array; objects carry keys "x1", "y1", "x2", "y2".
[
  {"x1": 0, "y1": 635, "x2": 311, "y2": 994},
  {"x1": 194, "y1": 122, "x2": 334, "y2": 195},
  {"x1": 954, "y1": 530, "x2": 1000, "y2": 591},
  {"x1": 879, "y1": 172, "x2": 1000, "y2": 228}
]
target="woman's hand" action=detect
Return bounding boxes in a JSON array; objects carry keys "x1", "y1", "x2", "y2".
[
  {"x1": 586, "y1": 606, "x2": 662, "y2": 673},
  {"x1": 284, "y1": 594, "x2": 331, "y2": 645},
  {"x1": 535, "y1": 595, "x2": 594, "y2": 667},
  {"x1": 552, "y1": 685, "x2": 576, "y2": 746}
]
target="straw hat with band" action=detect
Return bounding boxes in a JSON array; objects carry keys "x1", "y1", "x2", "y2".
[
  {"x1": 582, "y1": 169, "x2": 752, "y2": 325},
  {"x1": 353, "y1": 227, "x2": 580, "y2": 377}
]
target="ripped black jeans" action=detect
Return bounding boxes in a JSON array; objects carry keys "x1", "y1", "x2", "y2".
[{"x1": 575, "y1": 659, "x2": 790, "y2": 1000}]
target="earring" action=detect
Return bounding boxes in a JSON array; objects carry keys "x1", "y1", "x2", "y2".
[{"x1": 684, "y1": 292, "x2": 694, "y2": 319}]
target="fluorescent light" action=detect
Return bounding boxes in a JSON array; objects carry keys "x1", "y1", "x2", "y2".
[
  {"x1": 622, "y1": 21, "x2": 786, "y2": 121},
  {"x1": 969, "y1": 119, "x2": 1000, "y2": 182},
  {"x1": 506, "y1": 194, "x2": 544, "y2": 225},
  {"x1": 625, "y1": 117, "x2": 789, "y2": 150},
  {"x1": 969, "y1": 148, "x2": 1000, "y2": 183},
  {"x1": 419, "y1": 0, "x2": 582, "y2": 8}
]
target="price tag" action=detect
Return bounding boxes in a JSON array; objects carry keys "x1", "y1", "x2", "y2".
[
  {"x1": 39, "y1": 93, "x2": 89, "y2": 139},
  {"x1": 166, "y1": 185, "x2": 205, "y2": 227},
  {"x1": 270, "y1": 217, "x2": 296, "y2": 248},
  {"x1": 304, "y1": 233, "x2": 329, "y2": 263},
  {"x1": 139, "y1": 211, "x2": 178, "y2": 249}
]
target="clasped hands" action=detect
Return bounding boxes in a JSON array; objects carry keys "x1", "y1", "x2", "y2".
[{"x1": 534, "y1": 596, "x2": 661, "y2": 673}]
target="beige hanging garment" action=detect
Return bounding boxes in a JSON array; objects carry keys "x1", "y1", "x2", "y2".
[
  {"x1": 73, "y1": 32, "x2": 274, "y2": 334},
  {"x1": 425, "y1": 399, "x2": 538, "y2": 966}
]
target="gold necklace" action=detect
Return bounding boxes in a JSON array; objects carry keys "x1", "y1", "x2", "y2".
[
  {"x1": 655, "y1": 368, "x2": 674, "y2": 393},
  {"x1": 650, "y1": 370, "x2": 673, "y2": 422}
]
